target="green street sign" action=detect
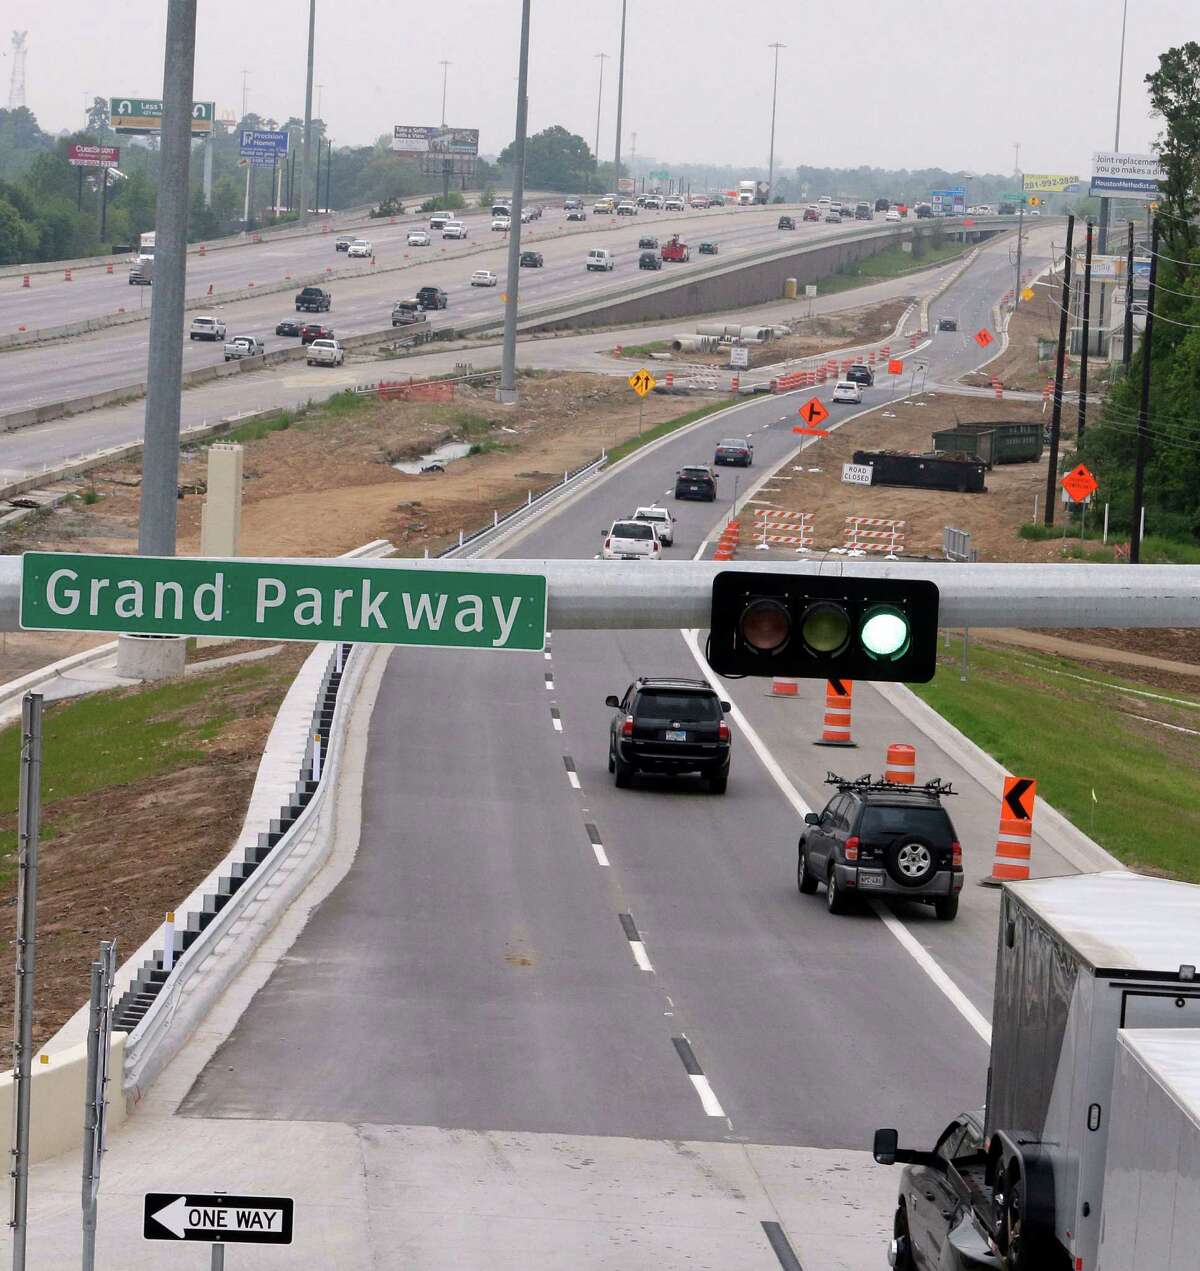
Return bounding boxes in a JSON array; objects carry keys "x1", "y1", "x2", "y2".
[
  {"x1": 20, "y1": 553, "x2": 547, "y2": 652},
  {"x1": 110, "y1": 97, "x2": 215, "y2": 135}
]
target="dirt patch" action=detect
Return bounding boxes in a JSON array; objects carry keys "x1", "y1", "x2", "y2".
[
  {"x1": 608, "y1": 299, "x2": 913, "y2": 370},
  {"x1": 0, "y1": 646, "x2": 308, "y2": 1062},
  {"x1": 976, "y1": 629, "x2": 1200, "y2": 695}
]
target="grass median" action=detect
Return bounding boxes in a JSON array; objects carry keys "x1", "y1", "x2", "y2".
[
  {"x1": 606, "y1": 398, "x2": 736, "y2": 466},
  {"x1": 911, "y1": 641, "x2": 1200, "y2": 881}
]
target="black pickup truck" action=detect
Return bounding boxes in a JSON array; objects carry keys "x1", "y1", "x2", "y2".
[{"x1": 295, "y1": 286, "x2": 332, "y2": 313}]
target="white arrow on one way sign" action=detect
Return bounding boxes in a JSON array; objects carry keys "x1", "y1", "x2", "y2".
[{"x1": 150, "y1": 1196, "x2": 285, "y2": 1239}]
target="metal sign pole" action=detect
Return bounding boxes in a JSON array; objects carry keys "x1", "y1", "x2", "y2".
[
  {"x1": 81, "y1": 942, "x2": 116, "y2": 1271},
  {"x1": 10, "y1": 693, "x2": 43, "y2": 1271},
  {"x1": 211, "y1": 1245, "x2": 224, "y2": 1270}
]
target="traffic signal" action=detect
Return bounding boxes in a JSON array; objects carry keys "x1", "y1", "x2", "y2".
[{"x1": 707, "y1": 571, "x2": 940, "y2": 683}]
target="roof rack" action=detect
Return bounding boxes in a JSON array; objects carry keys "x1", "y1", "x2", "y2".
[{"x1": 824, "y1": 772, "x2": 958, "y2": 798}]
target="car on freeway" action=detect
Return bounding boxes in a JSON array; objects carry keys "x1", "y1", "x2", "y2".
[
  {"x1": 586, "y1": 247, "x2": 616, "y2": 272},
  {"x1": 491, "y1": 202, "x2": 512, "y2": 218},
  {"x1": 306, "y1": 337, "x2": 345, "y2": 367},
  {"x1": 937, "y1": 317, "x2": 958, "y2": 332},
  {"x1": 880, "y1": 1110, "x2": 988, "y2": 1270},
  {"x1": 519, "y1": 250, "x2": 544, "y2": 268},
  {"x1": 1028, "y1": 208, "x2": 1041, "y2": 217},
  {"x1": 797, "y1": 775, "x2": 964, "y2": 919},
  {"x1": 832, "y1": 380, "x2": 863, "y2": 404},
  {"x1": 845, "y1": 363, "x2": 875, "y2": 387},
  {"x1": 803, "y1": 206, "x2": 821, "y2": 222},
  {"x1": 335, "y1": 235, "x2": 353, "y2": 252},
  {"x1": 563, "y1": 197, "x2": 582, "y2": 210},
  {"x1": 690, "y1": 195, "x2": 709, "y2": 209},
  {"x1": 416, "y1": 286, "x2": 448, "y2": 310},
  {"x1": 275, "y1": 318, "x2": 304, "y2": 337},
  {"x1": 885, "y1": 208, "x2": 902, "y2": 223},
  {"x1": 824, "y1": 210, "x2": 842, "y2": 223},
  {"x1": 707, "y1": 193, "x2": 725, "y2": 206},
  {"x1": 632, "y1": 505, "x2": 675, "y2": 545},
  {"x1": 664, "y1": 196, "x2": 685, "y2": 211},
  {"x1": 567, "y1": 208, "x2": 587, "y2": 221},
  {"x1": 855, "y1": 202, "x2": 873, "y2": 220},
  {"x1": 915, "y1": 203, "x2": 934, "y2": 219},
  {"x1": 600, "y1": 518, "x2": 662, "y2": 562},
  {"x1": 617, "y1": 200, "x2": 638, "y2": 216},
  {"x1": 442, "y1": 221, "x2": 468, "y2": 239},
  {"x1": 661, "y1": 236, "x2": 690, "y2": 262},
  {"x1": 128, "y1": 260, "x2": 152, "y2": 285},
  {"x1": 638, "y1": 250, "x2": 663, "y2": 270},
  {"x1": 778, "y1": 214, "x2": 796, "y2": 230},
  {"x1": 189, "y1": 315, "x2": 226, "y2": 341},
  {"x1": 713, "y1": 437, "x2": 753, "y2": 467},
  {"x1": 527, "y1": 204, "x2": 543, "y2": 219},
  {"x1": 300, "y1": 322, "x2": 335, "y2": 344},
  {"x1": 223, "y1": 335, "x2": 264, "y2": 361},
  {"x1": 638, "y1": 235, "x2": 659, "y2": 250},
  {"x1": 875, "y1": 197, "x2": 891, "y2": 213},
  {"x1": 593, "y1": 200, "x2": 614, "y2": 214},
  {"x1": 839, "y1": 205, "x2": 854, "y2": 219},
  {"x1": 643, "y1": 195, "x2": 663, "y2": 210},
  {"x1": 470, "y1": 269, "x2": 498, "y2": 287},
  {"x1": 391, "y1": 300, "x2": 427, "y2": 326},
  {"x1": 347, "y1": 239, "x2": 373, "y2": 258},
  {"x1": 491, "y1": 217, "x2": 510, "y2": 232},
  {"x1": 429, "y1": 212, "x2": 451, "y2": 229},
  {"x1": 674, "y1": 465, "x2": 718, "y2": 501},
  {"x1": 698, "y1": 241, "x2": 718, "y2": 255},
  {"x1": 407, "y1": 229, "x2": 431, "y2": 246},
  {"x1": 295, "y1": 286, "x2": 332, "y2": 313},
  {"x1": 606, "y1": 677, "x2": 732, "y2": 794},
  {"x1": 521, "y1": 207, "x2": 536, "y2": 223}
]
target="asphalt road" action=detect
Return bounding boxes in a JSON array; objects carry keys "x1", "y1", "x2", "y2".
[
  {"x1": 182, "y1": 233, "x2": 1076, "y2": 1162},
  {"x1": 0, "y1": 205, "x2": 886, "y2": 411}
]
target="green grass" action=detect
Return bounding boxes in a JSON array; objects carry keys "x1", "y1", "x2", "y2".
[
  {"x1": 606, "y1": 399, "x2": 735, "y2": 465},
  {"x1": 218, "y1": 390, "x2": 371, "y2": 446},
  {"x1": 911, "y1": 641, "x2": 1200, "y2": 881},
  {"x1": 1018, "y1": 523, "x2": 1200, "y2": 563},
  {"x1": 811, "y1": 240, "x2": 973, "y2": 295},
  {"x1": 220, "y1": 409, "x2": 296, "y2": 445},
  {"x1": 615, "y1": 340, "x2": 671, "y2": 360},
  {"x1": 0, "y1": 661, "x2": 281, "y2": 871}
]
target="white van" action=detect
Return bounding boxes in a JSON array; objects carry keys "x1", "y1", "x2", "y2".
[{"x1": 586, "y1": 248, "x2": 615, "y2": 272}]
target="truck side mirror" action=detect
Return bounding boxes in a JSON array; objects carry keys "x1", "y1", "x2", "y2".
[
  {"x1": 720, "y1": 701, "x2": 732, "y2": 712},
  {"x1": 873, "y1": 1129, "x2": 898, "y2": 1165},
  {"x1": 804, "y1": 812, "x2": 821, "y2": 826},
  {"x1": 605, "y1": 695, "x2": 620, "y2": 708}
]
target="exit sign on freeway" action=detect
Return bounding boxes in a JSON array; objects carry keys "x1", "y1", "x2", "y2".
[{"x1": 20, "y1": 553, "x2": 547, "y2": 652}]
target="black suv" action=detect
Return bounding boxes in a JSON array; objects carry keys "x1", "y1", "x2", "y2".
[
  {"x1": 416, "y1": 286, "x2": 448, "y2": 310},
  {"x1": 606, "y1": 677, "x2": 732, "y2": 793},
  {"x1": 845, "y1": 363, "x2": 874, "y2": 387},
  {"x1": 638, "y1": 235, "x2": 659, "y2": 250},
  {"x1": 777, "y1": 215, "x2": 796, "y2": 230},
  {"x1": 674, "y1": 465, "x2": 717, "y2": 501},
  {"x1": 519, "y1": 251, "x2": 544, "y2": 268},
  {"x1": 639, "y1": 250, "x2": 663, "y2": 270},
  {"x1": 797, "y1": 777, "x2": 963, "y2": 919},
  {"x1": 295, "y1": 286, "x2": 332, "y2": 312},
  {"x1": 937, "y1": 317, "x2": 958, "y2": 332}
]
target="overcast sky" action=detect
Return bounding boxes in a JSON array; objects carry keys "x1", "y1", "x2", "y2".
[{"x1": 8, "y1": 1, "x2": 1196, "y2": 176}]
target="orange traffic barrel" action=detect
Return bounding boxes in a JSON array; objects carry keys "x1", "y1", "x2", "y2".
[
  {"x1": 981, "y1": 775, "x2": 1037, "y2": 887},
  {"x1": 885, "y1": 743, "x2": 916, "y2": 784},
  {"x1": 813, "y1": 678, "x2": 855, "y2": 747},
  {"x1": 768, "y1": 677, "x2": 799, "y2": 697}
]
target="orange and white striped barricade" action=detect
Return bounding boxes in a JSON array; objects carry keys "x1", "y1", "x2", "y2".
[
  {"x1": 843, "y1": 516, "x2": 906, "y2": 558},
  {"x1": 885, "y1": 743, "x2": 916, "y2": 784},
  {"x1": 754, "y1": 509, "x2": 813, "y2": 552},
  {"x1": 813, "y1": 678, "x2": 855, "y2": 747},
  {"x1": 768, "y1": 676, "x2": 800, "y2": 698},
  {"x1": 981, "y1": 775, "x2": 1037, "y2": 886}
]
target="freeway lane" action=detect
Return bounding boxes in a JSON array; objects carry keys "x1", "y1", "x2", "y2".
[{"x1": 181, "y1": 232, "x2": 1064, "y2": 1160}]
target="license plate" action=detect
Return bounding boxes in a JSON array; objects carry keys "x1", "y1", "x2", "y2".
[
  {"x1": 665, "y1": 730, "x2": 687, "y2": 741},
  {"x1": 858, "y1": 870, "x2": 886, "y2": 888},
  {"x1": 621, "y1": 554, "x2": 641, "y2": 560}
]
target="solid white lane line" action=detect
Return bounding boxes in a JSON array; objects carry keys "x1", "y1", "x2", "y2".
[{"x1": 689, "y1": 1074, "x2": 726, "y2": 1117}]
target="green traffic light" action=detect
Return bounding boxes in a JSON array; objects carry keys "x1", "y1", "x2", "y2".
[
  {"x1": 799, "y1": 602, "x2": 851, "y2": 656},
  {"x1": 860, "y1": 606, "x2": 911, "y2": 660}
]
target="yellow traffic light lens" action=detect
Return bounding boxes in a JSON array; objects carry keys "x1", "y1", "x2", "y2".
[
  {"x1": 739, "y1": 598, "x2": 791, "y2": 653},
  {"x1": 861, "y1": 606, "x2": 911, "y2": 659},
  {"x1": 799, "y1": 602, "x2": 851, "y2": 655}
]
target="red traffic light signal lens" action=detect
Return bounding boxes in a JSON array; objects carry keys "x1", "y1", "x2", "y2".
[
  {"x1": 739, "y1": 598, "x2": 791, "y2": 654},
  {"x1": 799, "y1": 602, "x2": 852, "y2": 656}
]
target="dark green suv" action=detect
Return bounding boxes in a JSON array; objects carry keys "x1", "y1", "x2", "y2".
[{"x1": 606, "y1": 677, "x2": 732, "y2": 794}]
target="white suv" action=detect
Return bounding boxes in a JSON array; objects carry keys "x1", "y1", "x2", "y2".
[
  {"x1": 601, "y1": 519, "x2": 661, "y2": 560},
  {"x1": 832, "y1": 380, "x2": 863, "y2": 404},
  {"x1": 189, "y1": 315, "x2": 226, "y2": 341},
  {"x1": 347, "y1": 239, "x2": 372, "y2": 258},
  {"x1": 632, "y1": 505, "x2": 675, "y2": 545},
  {"x1": 442, "y1": 221, "x2": 468, "y2": 239},
  {"x1": 664, "y1": 196, "x2": 685, "y2": 211}
]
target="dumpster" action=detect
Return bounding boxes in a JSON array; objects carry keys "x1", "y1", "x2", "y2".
[
  {"x1": 931, "y1": 421, "x2": 1043, "y2": 464},
  {"x1": 853, "y1": 449, "x2": 987, "y2": 493}
]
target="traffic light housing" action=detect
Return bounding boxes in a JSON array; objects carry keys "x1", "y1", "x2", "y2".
[{"x1": 707, "y1": 571, "x2": 940, "y2": 683}]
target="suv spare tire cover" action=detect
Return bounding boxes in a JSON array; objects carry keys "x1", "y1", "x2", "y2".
[{"x1": 883, "y1": 835, "x2": 937, "y2": 887}]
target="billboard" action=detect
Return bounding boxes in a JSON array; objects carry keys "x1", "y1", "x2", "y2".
[
  {"x1": 617, "y1": 177, "x2": 636, "y2": 194},
  {"x1": 1090, "y1": 152, "x2": 1165, "y2": 197},
  {"x1": 239, "y1": 129, "x2": 289, "y2": 166},
  {"x1": 68, "y1": 143, "x2": 120, "y2": 168},
  {"x1": 1023, "y1": 173, "x2": 1080, "y2": 193},
  {"x1": 391, "y1": 125, "x2": 479, "y2": 157},
  {"x1": 110, "y1": 97, "x2": 215, "y2": 136},
  {"x1": 930, "y1": 187, "x2": 966, "y2": 215}
]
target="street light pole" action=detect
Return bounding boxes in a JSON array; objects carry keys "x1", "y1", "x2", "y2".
[
  {"x1": 1097, "y1": 0, "x2": 1128, "y2": 255},
  {"x1": 439, "y1": 60, "x2": 450, "y2": 126},
  {"x1": 497, "y1": 0, "x2": 532, "y2": 405},
  {"x1": 613, "y1": 0, "x2": 628, "y2": 190},
  {"x1": 299, "y1": 0, "x2": 316, "y2": 224},
  {"x1": 767, "y1": 42, "x2": 784, "y2": 199},
  {"x1": 593, "y1": 52, "x2": 607, "y2": 192}
]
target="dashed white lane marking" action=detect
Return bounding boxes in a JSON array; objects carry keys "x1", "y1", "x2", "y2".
[
  {"x1": 544, "y1": 672, "x2": 554, "y2": 690},
  {"x1": 673, "y1": 1036, "x2": 726, "y2": 1117},
  {"x1": 585, "y1": 821, "x2": 610, "y2": 867},
  {"x1": 562, "y1": 756, "x2": 581, "y2": 789},
  {"x1": 550, "y1": 707, "x2": 563, "y2": 732},
  {"x1": 592, "y1": 843, "x2": 610, "y2": 866},
  {"x1": 544, "y1": 650, "x2": 552, "y2": 660},
  {"x1": 619, "y1": 913, "x2": 655, "y2": 972}
]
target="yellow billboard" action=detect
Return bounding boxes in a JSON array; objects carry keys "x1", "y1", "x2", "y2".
[{"x1": 1022, "y1": 174, "x2": 1080, "y2": 193}]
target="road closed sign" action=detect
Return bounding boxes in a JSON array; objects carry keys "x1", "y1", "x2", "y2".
[
  {"x1": 841, "y1": 462, "x2": 874, "y2": 486},
  {"x1": 20, "y1": 553, "x2": 547, "y2": 652}
]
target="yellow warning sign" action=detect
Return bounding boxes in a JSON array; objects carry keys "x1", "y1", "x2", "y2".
[
  {"x1": 1020, "y1": 287, "x2": 1035, "y2": 301},
  {"x1": 628, "y1": 368, "x2": 656, "y2": 397}
]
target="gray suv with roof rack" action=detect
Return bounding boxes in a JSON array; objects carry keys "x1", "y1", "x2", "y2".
[
  {"x1": 797, "y1": 774, "x2": 964, "y2": 919},
  {"x1": 606, "y1": 677, "x2": 732, "y2": 794}
]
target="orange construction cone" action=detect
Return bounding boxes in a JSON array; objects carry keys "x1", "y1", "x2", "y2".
[
  {"x1": 768, "y1": 677, "x2": 799, "y2": 698},
  {"x1": 885, "y1": 744, "x2": 916, "y2": 784},
  {"x1": 981, "y1": 775, "x2": 1037, "y2": 886},
  {"x1": 813, "y1": 678, "x2": 855, "y2": 747}
]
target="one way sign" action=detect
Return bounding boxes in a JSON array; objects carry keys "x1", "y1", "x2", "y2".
[{"x1": 144, "y1": 1192, "x2": 294, "y2": 1245}]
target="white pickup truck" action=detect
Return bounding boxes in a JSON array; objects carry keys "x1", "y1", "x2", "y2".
[
  {"x1": 306, "y1": 338, "x2": 345, "y2": 367},
  {"x1": 189, "y1": 315, "x2": 226, "y2": 341},
  {"x1": 223, "y1": 336, "x2": 265, "y2": 361}
]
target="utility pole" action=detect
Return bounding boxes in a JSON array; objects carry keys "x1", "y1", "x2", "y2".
[
  {"x1": 1130, "y1": 217, "x2": 1159, "y2": 563},
  {"x1": 1043, "y1": 214, "x2": 1075, "y2": 528},
  {"x1": 1012, "y1": 205, "x2": 1025, "y2": 309},
  {"x1": 496, "y1": 0, "x2": 531, "y2": 405},
  {"x1": 241, "y1": 69, "x2": 252, "y2": 225},
  {"x1": 439, "y1": 60, "x2": 450, "y2": 126},
  {"x1": 767, "y1": 42, "x2": 785, "y2": 198},
  {"x1": 613, "y1": 0, "x2": 628, "y2": 190},
  {"x1": 138, "y1": 0, "x2": 197, "y2": 558},
  {"x1": 299, "y1": 0, "x2": 316, "y2": 224},
  {"x1": 1097, "y1": 0, "x2": 1129, "y2": 257},
  {"x1": 325, "y1": 137, "x2": 332, "y2": 214},
  {"x1": 10, "y1": 692, "x2": 43, "y2": 1271},
  {"x1": 1122, "y1": 218, "x2": 1135, "y2": 366},
  {"x1": 1078, "y1": 221, "x2": 1094, "y2": 439},
  {"x1": 1012, "y1": 141, "x2": 1020, "y2": 178},
  {"x1": 593, "y1": 53, "x2": 607, "y2": 193}
]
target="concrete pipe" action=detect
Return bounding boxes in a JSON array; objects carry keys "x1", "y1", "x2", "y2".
[
  {"x1": 696, "y1": 323, "x2": 741, "y2": 339},
  {"x1": 671, "y1": 335, "x2": 706, "y2": 353},
  {"x1": 740, "y1": 326, "x2": 772, "y2": 342}
]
